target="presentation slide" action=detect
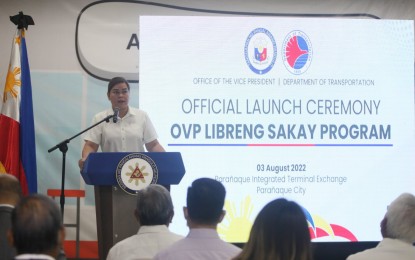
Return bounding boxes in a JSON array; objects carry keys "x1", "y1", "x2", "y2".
[{"x1": 139, "y1": 16, "x2": 414, "y2": 242}]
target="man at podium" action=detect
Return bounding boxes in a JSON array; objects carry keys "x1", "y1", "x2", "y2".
[{"x1": 78, "y1": 76, "x2": 165, "y2": 169}]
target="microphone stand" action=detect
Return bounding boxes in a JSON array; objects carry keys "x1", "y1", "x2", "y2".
[{"x1": 48, "y1": 114, "x2": 115, "y2": 219}]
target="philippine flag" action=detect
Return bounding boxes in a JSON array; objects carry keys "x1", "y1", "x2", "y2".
[{"x1": 0, "y1": 29, "x2": 37, "y2": 195}]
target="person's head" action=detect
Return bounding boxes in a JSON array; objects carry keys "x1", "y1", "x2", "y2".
[
  {"x1": 135, "y1": 184, "x2": 174, "y2": 226},
  {"x1": 0, "y1": 173, "x2": 22, "y2": 205},
  {"x1": 9, "y1": 194, "x2": 65, "y2": 257},
  {"x1": 107, "y1": 76, "x2": 130, "y2": 111},
  {"x1": 234, "y1": 198, "x2": 312, "y2": 260},
  {"x1": 185, "y1": 178, "x2": 226, "y2": 227},
  {"x1": 381, "y1": 192, "x2": 415, "y2": 243}
]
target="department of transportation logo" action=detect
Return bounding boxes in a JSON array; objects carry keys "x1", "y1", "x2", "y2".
[
  {"x1": 116, "y1": 153, "x2": 158, "y2": 195},
  {"x1": 244, "y1": 28, "x2": 277, "y2": 75},
  {"x1": 282, "y1": 30, "x2": 313, "y2": 75}
]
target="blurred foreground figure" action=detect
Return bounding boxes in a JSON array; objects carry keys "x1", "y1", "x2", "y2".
[
  {"x1": 9, "y1": 194, "x2": 65, "y2": 260},
  {"x1": 347, "y1": 193, "x2": 415, "y2": 260},
  {"x1": 233, "y1": 198, "x2": 312, "y2": 260},
  {"x1": 0, "y1": 174, "x2": 22, "y2": 259},
  {"x1": 155, "y1": 178, "x2": 241, "y2": 260},
  {"x1": 107, "y1": 184, "x2": 183, "y2": 260}
]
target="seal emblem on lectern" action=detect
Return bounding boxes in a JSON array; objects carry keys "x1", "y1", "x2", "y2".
[{"x1": 116, "y1": 153, "x2": 158, "y2": 195}]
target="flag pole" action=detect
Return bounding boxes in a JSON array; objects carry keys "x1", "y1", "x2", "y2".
[
  {"x1": 10, "y1": 11, "x2": 34, "y2": 30},
  {"x1": 4, "y1": 11, "x2": 37, "y2": 195},
  {"x1": 9, "y1": 11, "x2": 68, "y2": 260}
]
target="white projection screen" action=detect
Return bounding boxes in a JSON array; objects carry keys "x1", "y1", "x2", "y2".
[{"x1": 139, "y1": 16, "x2": 414, "y2": 242}]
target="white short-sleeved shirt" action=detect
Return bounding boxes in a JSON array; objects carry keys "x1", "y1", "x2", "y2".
[
  {"x1": 84, "y1": 107, "x2": 158, "y2": 152},
  {"x1": 106, "y1": 225, "x2": 183, "y2": 260},
  {"x1": 346, "y1": 238, "x2": 415, "y2": 260},
  {"x1": 154, "y1": 228, "x2": 241, "y2": 260}
]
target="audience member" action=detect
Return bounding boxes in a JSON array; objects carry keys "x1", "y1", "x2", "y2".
[
  {"x1": 9, "y1": 194, "x2": 65, "y2": 260},
  {"x1": 155, "y1": 178, "x2": 241, "y2": 260},
  {"x1": 233, "y1": 198, "x2": 312, "y2": 260},
  {"x1": 106, "y1": 184, "x2": 183, "y2": 260},
  {"x1": 0, "y1": 173, "x2": 22, "y2": 260},
  {"x1": 347, "y1": 192, "x2": 415, "y2": 260}
]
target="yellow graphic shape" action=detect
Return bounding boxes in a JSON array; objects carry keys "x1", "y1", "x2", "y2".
[
  {"x1": 311, "y1": 214, "x2": 335, "y2": 237},
  {"x1": 218, "y1": 196, "x2": 254, "y2": 243},
  {"x1": 126, "y1": 163, "x2": 148, "y2": 186},
  {"x1": 0, "y1": 163, "x2": 6, "y2": 173},
  {"x1": 3, "y1": 65, "x2": 21, "y2": 103},
  {"x1": 15, "y1": 34, "x2": 21, "y2": 45}
]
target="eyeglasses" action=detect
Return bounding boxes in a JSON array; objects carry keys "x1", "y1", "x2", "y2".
[{"x1": 111, "y1": 89, "x2": 129, "y2": 96}]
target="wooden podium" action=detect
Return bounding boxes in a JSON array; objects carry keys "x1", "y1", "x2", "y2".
[{"x1": 81, "y1": 152, "x2": 185, "y2": 259}]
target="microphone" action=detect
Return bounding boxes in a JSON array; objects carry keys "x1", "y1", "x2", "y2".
[{"x1": 113, "y1": 107, "x2": 119, "y2": 123}]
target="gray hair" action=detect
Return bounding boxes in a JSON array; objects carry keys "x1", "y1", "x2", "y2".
[
  {"x1": 136, "y1": 184, "x2": 173, "y2": 225},
  {"x1": 385, "y1": 192, "x2": 415, "y2": 243}
]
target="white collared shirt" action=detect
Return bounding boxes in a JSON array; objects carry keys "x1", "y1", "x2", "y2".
[
  {"x1": 347, "y1": 238, "x2": 415, "y2": 260},
  {"x1": 85, "y1": 107, "x2": 158, "y2": 152},
  {"x1": 154, "y1": 228, "x2": 241, "y2": 260},
  {"x1": 15, "y1": 253, "x2": 55, "y2": 260},
  {"x1": 106, "y1": 225, "x2": 183, "y2": 260}
]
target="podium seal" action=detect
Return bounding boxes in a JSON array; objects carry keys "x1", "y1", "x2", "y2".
[{"x1": 115, "y1": 153, "x2": 158, "y2": 195}]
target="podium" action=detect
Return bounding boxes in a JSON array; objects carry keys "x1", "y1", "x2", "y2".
[{"x1": 81, "y1": 152, "x2": 185, "y2": 259}]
